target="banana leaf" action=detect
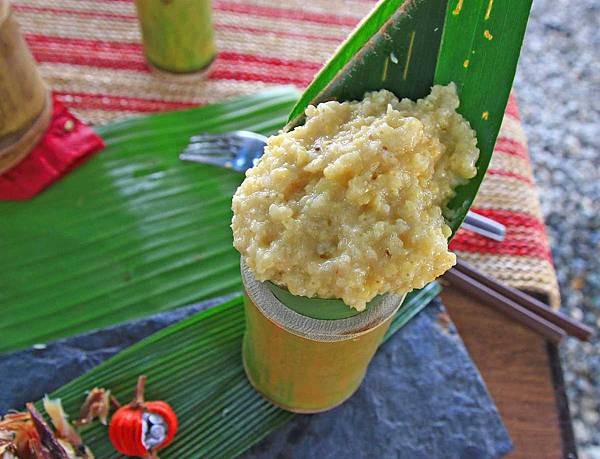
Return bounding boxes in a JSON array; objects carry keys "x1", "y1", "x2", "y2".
[
  {"x1": 37, "y1": 283, "x2": 440, "y2": 459},
  {"x1": 0, "y1": 87, "x2": 299, "y2": 353},
  {"x1": 288, "y1": 0, "x2": 533, "y2": 235}
]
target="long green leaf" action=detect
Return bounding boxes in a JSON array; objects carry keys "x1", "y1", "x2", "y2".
[
  {"x1": 287, "y1": 0, "x2": 532, "y2": 234},
  {"x1": 435, "y1": 0, "x2": 532, "y2": 229},
  {"x1": 288, "y1": 0, "x2": 447, "y2": 124},
  {"x1": 0, "y1": 87, "x2": 299, "y2": 353},
  {"x1": 38, "y1": 283, "x2": 440, "y2": 459}
]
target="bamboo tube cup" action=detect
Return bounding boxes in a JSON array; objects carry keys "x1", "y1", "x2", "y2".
[
  {"x1": 0, "y1": 0, "x2": 51, "y2": 174},
  {"x1": 241, "y1": 259, "x2": 405, "y2": 413},
  {"x1": 134, "y1": 0, "x2": 216, "y2": 74}
]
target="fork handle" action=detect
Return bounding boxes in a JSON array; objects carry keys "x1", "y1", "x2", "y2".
[{"x1": 463, "y1": 211, "x2": 506, "y2": 241}]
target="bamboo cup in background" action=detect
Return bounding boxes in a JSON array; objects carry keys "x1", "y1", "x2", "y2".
[
  {"x1": 134, "y1": 0, "x2": 216, "y2": 74},
  {"x1": 0, "y1": 0, "x2": 51, "y2": 175},
  {"x1": 241, "y1": 259, "x2": 405, "y2": 413}
]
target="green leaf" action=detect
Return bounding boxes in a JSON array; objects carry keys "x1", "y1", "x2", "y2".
[
  {"x1": 287, "y1": 0, "x2": 532, "y2": 234},
  {"x1": 384, "y1": 281, "x2": 442, "y2": 341},
  {"x1": 266, "y1": 280, "x2": 385, "y2": 320},
  {"x1": 287, "y1": 0, "x2": 447, "y2": 125},
  {"x1": 38, "y1": 283, "x2": 440, "y2": 459},
  {"x1": 0, "y1": 87, "x2": 299, "y2": 353},
  {"x1": 435, "y1": 0, "x2": 533, "y2": 232}
]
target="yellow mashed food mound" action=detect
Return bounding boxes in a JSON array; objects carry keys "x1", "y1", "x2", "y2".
[{"x1": 232, "y1": 84, "x2": 479, "y2": 310}]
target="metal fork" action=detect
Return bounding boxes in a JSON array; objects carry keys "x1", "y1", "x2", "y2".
[
  {"x1": 180, "y1": 131, "x2": 268, "y2": 172},
  {"x1": 180, "y1": 131, "x2": 505, "y2": 241}
]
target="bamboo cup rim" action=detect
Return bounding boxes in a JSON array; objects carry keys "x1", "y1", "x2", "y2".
[
  {"x1": 146, "y1": 54, "x2": 216, "y2": 80},
  {"x1": 241, "y1": 258, "x2": 405, "y2": 342}
]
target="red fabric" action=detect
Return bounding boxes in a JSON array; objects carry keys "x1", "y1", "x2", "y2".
[{"x1": 0, "y1": 97, "x2": 104, "y2": 200}]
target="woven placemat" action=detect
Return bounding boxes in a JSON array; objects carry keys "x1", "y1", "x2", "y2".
[{"x1": 11, "y1": 0, "x2": 559, "y2": 307}]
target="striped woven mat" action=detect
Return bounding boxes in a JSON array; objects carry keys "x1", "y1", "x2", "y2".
[{"x1": 12, "y1": 0, "x2": 560, "y2": 307}]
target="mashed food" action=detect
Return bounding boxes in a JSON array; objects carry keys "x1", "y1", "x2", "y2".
[{"x1": 232, "y1": 84, "x2": 479, "y2": 310}]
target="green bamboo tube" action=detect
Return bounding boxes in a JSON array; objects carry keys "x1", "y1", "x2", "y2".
[
  {"x1": 134, "y1": 0, "x2": 216, "y2": 74},
  {"x1": 0, "y1": 0, "x2": 50, "y2": 173},
  {"x1": 241, "y1": 260, "x2": 404, "y2": 413}
]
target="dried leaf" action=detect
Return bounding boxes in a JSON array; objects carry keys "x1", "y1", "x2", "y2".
[
  {"x1": 77, "y1": 389, "x2": 111, "y2": 427},
  {"x1": 0, "y1": 430, "x2": 17, "y2": 457},
  {"x1": 0, "y1": 412, "x2": 36, "y2": 459},
  {"x1": 26, "y1": 403, "x2": 68, "y2": 459},
  {"x1": 43, "y1": 397, "x2": 88, "y2": 458}
]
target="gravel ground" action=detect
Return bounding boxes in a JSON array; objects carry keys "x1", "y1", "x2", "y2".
[{"x1": 513, "y1": 0, "x2": 600, "y2": 457}]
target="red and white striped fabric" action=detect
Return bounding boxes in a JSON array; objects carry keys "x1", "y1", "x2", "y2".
[{"x1": 11, "y1": 0, "x2": 560, "y2": 306}]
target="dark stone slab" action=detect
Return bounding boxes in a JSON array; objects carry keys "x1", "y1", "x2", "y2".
[{"x1": 0, "y1": 296, "x2": 511, "y2": 458}]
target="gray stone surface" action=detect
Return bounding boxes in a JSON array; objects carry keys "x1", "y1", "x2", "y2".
[
  {"x1": 0, "y1": 297, "x2": 511, "y2": 458},
  {"x1": 514, "y1": 1, "x2": 600, "y2": 457}
]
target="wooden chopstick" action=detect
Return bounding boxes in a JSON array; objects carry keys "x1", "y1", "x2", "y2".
[
  {"x1": 443, "y1": 268, "x2": 567, "y2": 343},
  {"x1": 453, "y1": 259, "x2": 593, "y2": 341}
]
